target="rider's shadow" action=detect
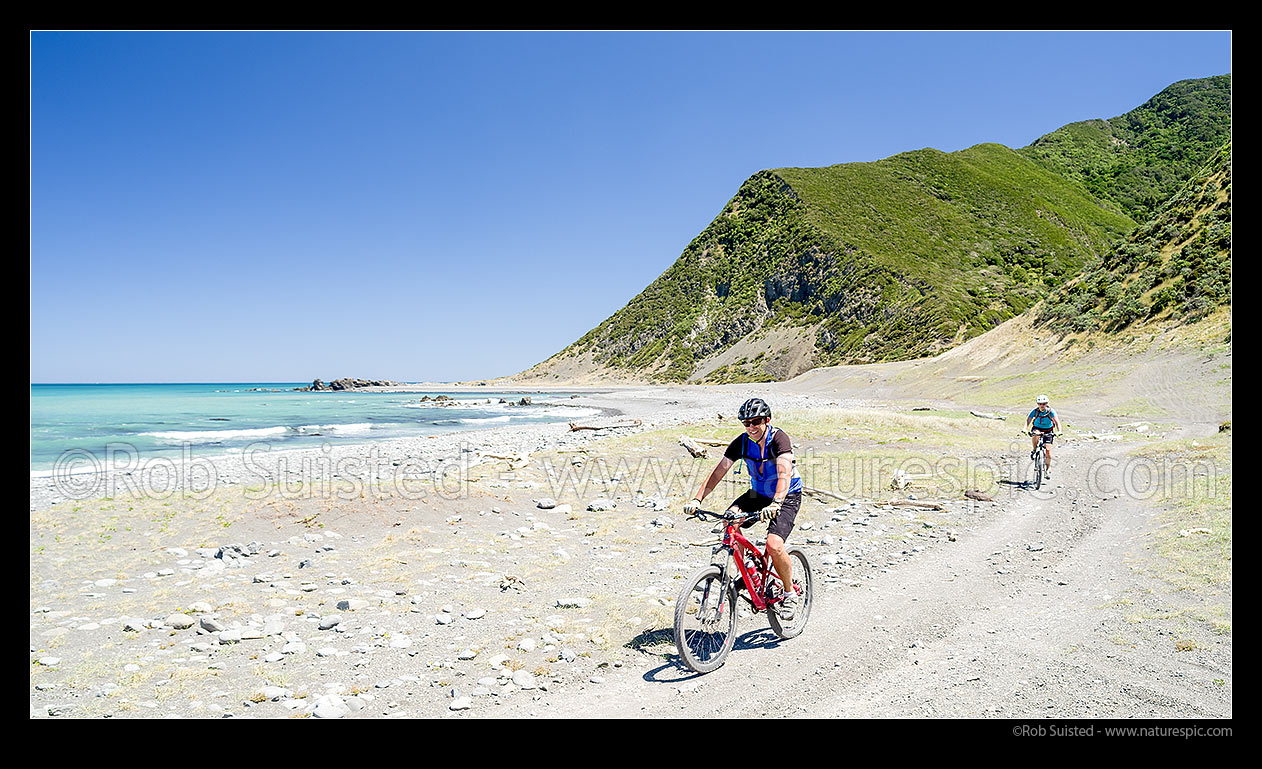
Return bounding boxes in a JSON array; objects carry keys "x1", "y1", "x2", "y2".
[{"x1": 637, "y1": 624, "x2": 787, "y2": 683}]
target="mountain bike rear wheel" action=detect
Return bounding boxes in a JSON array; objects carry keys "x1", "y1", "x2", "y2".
[
  {"x1": 674, "y1": 565, "x2": 738, "y2": 673},
  {"x1": 768, "y1": 547, "x2": 813, "y2": 639}
]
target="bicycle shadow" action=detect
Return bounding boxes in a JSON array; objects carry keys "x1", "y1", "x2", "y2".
[
  {"x1": 998, "y1": 478, "x2": 1057, "y2": 498},
  {"x1": 633, "y1": 624, "x2": 786, "y2": 684},
  {"x1": 998, "y1": 479, "x2": 1034, "y2": 490}
]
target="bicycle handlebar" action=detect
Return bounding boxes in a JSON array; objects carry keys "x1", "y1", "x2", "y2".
[{"x1": 688, "y1": 509, "x2": 758, "y2": 523}]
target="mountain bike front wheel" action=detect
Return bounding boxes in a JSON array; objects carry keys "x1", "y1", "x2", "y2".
[
  {"x1": 674, "y1": 565, "x2": 738, "y2": 673},
  {"x1": 1034, "y1": 451, "x2": 1044, "y2": 490},
  {"x1": 769, "y1": 547, "x2": 813, "y2": 639}
]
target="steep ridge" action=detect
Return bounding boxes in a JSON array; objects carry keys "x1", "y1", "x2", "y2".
[
  {"x1": 1039, "y1": 141, "x2": 1231, "y2": 333},
  {"x1": 521, "y1": 146, "x2": 1131, "y2": 384},
  {"x1": 514, "y1": 75, "x2": 1229, "y2": 385},
  {"x1": 1019, "y1": 74, "x2": 1231, "y2": 221}
]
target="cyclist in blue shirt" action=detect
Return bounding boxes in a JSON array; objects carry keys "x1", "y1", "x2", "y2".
[
  {"x1": 1025, "y1": 394, "x2": 1061, "y2": 479},
  {"x1": 685, "y1": 398, "x2": 803, "y2": 619}
]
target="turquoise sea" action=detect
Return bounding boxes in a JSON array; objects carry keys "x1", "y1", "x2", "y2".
[{"x1": 30, "y1": 384, "x2": 596, "y2": 473}]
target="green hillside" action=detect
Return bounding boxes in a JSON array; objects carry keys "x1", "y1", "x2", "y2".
[
  {"x1": 522, "y1": 75, "x2": 1229, "y2": 384},
  {"x1": 533, "y1": 144, "x2": 1132, "y2": 382},
  {"x1": 1040, "y1": 141, "x2": 1231, "y2": 332},
  {"x1": 777, "y1": 144, "x2": 1133, "y2": 355},
  {"x1": 1019, "y1": 75, "x2": 1231, "y2": 221}
]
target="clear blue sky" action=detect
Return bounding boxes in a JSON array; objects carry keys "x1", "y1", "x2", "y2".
[{"x1": 30, "y1": 31, "x2": 1231, "y2": 383}]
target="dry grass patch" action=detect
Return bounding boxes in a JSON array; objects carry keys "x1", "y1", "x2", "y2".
[
  {"x1": 778, "y1": 407, "x2": 1012, "y2": 447},
  {"x1": 799, "y1": 449, "x2": 1003, "y2": 500},
  {"x1": 1130, "y1": 435, "x2": 1232, "y2": 597},
  {"x1": 153, "y1": 666, "x2": 218, "y2": 702},
  {"x1": 966, "y1": 367, "x2": 1126, "y2": 407},
  {"x1": 1153, "y1": 309, "x2": 1231, "y2": 356}
]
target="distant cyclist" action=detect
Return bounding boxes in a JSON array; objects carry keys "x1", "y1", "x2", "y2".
[
  {"x1": 1025, "y1": 394, "x2": 1061, "y2": 479},
  {"x1": 684, "y1": 398, "x2": 803, "y2": 619}
]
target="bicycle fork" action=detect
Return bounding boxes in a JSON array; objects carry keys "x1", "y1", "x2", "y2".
[{"x1": 709, "y1": 545, "x2": 749, "y2": 614}]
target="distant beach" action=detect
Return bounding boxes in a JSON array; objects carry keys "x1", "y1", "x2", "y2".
[
  {"x1": 28, "y1": 383, "x2": 848, "y2": 511},
  {"x1": 30, "y1": 383, "x2": 604, "y2": 474}
]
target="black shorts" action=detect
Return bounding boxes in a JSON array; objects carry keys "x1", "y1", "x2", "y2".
[
  {"x1": 1033, "y1": 429, "x2": 1054, "y2": 445},
  {"x1": 729, "y1": 489, "x2": 802, "y2": 542}
]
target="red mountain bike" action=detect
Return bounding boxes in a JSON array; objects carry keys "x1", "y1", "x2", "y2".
[{"x1": 674, "y1": 509, "x2": 813, "y2": 673}]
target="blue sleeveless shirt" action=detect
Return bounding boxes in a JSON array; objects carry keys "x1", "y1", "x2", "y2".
[
  {"x1": 1028, "y1": 407, "x2": 1056, "y2": 430},
  {"x1": 736, "y1": 426, "x2": 803, "y2": 498}
]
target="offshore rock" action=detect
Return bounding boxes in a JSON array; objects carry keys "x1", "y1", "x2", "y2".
[{"x1": 298, "y1": 378, "x2": 401, "y2": 392}]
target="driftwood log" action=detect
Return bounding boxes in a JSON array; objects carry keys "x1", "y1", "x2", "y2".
[
  {"x1": 970, "y1": 410, "x2": 1006, "y2": 420},
  {"x1": 694, "y1": 438, "x2": 729, "y2": 447},
  {"x1": 880, "y1": 500, "x2": 946, "y2": 511},
  {"x1": 964, "y1": 490, "x2": 994, "y2": 502},
  {"x1": 568, "y1": 419, "x2": 642, "y2": 432},
  {"x1": 679, "y1": 436, "x2": 708, "y2": 458},
  {"x1": 803, "y1": 485, "x2": 851, "y2": 504},
  {"x1": 480, "y1": 451, "x2": 530, "y2": 468}
]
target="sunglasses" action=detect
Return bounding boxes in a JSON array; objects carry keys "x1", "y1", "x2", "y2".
[{"x1": 741, "y1": 418, "x2": 767, "y2": 427}]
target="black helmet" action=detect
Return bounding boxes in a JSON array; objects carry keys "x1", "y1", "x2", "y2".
[{"x1": 738, "y1": 398, "x2": 772, "y2": 420}]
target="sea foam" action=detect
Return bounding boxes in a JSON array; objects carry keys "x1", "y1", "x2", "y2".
[{"x1": 139, "y1": 426, "x2": 288, "y2": 442}]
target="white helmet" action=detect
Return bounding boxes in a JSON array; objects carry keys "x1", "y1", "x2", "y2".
[{"x1": 1036, "y1": 394, "x2": 1049, "y2": 404}]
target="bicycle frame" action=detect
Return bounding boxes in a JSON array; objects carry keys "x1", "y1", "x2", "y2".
[
  {"x1": 721, "y1": 520, "x2": 789, "y2": 613},
  {"x1": 1027, "y1": 430, "x2": 1056, "y2": 489},
  {"x1": 677, "y1": 508, "x2": 814, "y2": 672}
]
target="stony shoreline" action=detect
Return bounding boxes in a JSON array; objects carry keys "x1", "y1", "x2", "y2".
[{"x1": 30, "y1": 387, "x2": 853, "y2": 512}]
